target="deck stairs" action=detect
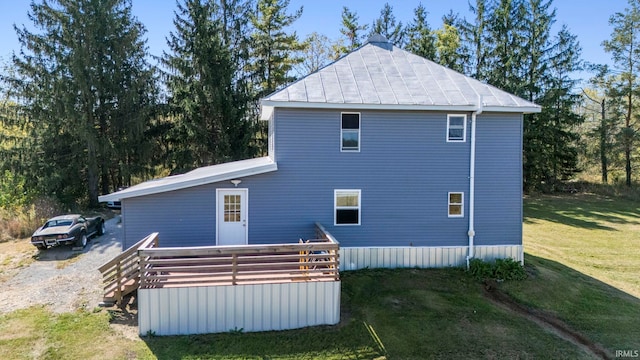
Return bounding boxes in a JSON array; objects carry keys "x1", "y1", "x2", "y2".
[{"x1": 98, "y1": 233, "x2": 159, "y2": 306}]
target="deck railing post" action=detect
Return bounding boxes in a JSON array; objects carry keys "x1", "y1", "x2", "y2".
[
  {"x1": 232, "y1": 253, "x2": 238, "y2": 285},
  {"x1": 138, "y1": 252, "x2": 145, "y2": 289},
  {"x1": 333, "y1": 249, "x2": 339, "y2": 280},
  {"x1": 115, "y1": 261, "x2": 122, "y2": 304}
]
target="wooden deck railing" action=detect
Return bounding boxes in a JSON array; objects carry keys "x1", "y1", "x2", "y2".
[
  {"x1": 138, "y1": 224, "x2": 339, "y2": 289},
  {"x1": 98, "y1": 232, "x2": 159, "y2": 305}
]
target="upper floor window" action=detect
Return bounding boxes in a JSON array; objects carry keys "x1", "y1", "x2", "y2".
[
  {"x1": 341, "y1": 113, "x2": 360, "y2": 152},
  {"x1": 447, "y1": 114, "x2": 467, "y2": 142}
]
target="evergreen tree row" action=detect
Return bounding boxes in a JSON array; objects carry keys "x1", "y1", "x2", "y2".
[{"x1": 1, "y1": 0, "x2": 628, "y2": 209}]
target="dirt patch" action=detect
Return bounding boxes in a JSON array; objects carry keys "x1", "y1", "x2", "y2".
[
  {"x1": 0, "y1": 217, "x2": 124, "y2": 314},
  {"x1": 0, "y1": 239, "x2": 37, "y2": 283},
  {"x1": 108, "y1": 294, "x2": 140, "y2": 341},
  {"x1": 483, "y1": 280, "x2": 611, "y2": 360}
]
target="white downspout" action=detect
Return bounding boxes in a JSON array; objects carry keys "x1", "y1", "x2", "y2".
[{"x1": 466, "y1": 96, "x2": 483, "y2": 269}]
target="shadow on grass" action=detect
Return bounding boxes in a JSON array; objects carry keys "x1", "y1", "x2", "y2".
[
  {"x1": 141, "y1": 320, "x2": 382, "y2": 360},
  {"x1": 501, "y1": 253, "x2": 640, "y2": 355},
  {"x1": 523, "y1": 194, "x2": 640, "y2": 230},
  {"x1": 135, "y1": 265, "x2": 640, "y2": 359}
]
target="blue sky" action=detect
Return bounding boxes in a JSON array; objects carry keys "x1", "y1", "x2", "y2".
[{"x1": 0, "y1": 0, "x2": 630, "y2": 81}]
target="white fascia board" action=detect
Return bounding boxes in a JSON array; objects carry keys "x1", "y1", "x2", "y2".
[
  {"x1": 98, "y1": 161, "x2": 278, "y2": 202},
  {"x1": 260, "y1": 105, "x2": 274, "y2": 120},
  {"x1": 481, "y1": 105, "x2": 542, "y2": 114},
  {"x1": 261, "y1": 100, "x2": 541, "y2": 114}
]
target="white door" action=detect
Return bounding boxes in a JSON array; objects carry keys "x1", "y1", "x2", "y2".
[{"x1": 217, "y1": 189, "x2": 248, "y2": 245}]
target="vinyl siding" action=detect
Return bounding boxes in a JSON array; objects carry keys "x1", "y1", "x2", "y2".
[
  {"x1": 474, "y1": 113, "x2": 523, "y2": 246},
  {"x1": 123, "y1": 187, "x2": 216, "y2": 249},
  {"x1": 121, "y1": 108, "x2": 522, "y2": 250},
  {"x1": 273, "y1": 108, "x2": 471, "y2": 247}
]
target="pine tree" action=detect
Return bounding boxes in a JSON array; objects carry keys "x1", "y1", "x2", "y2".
[
  {"x1": 248, "y1": 0, "x2": 303, "y2": 156},
  {"x1": 458, "y1": 0, "x2": 492, "y2": 78},
  {"x1": 370, "y1": 3, "x2": 405, "y2": 46},
  {"x1": 162, "y1": 0, "x2": 254, "y2": 172},
  {"x1": 517, "y1": 1, "x2": 584, "y2": 190},
  {"x1": 485, "y1": 0, "x2": 528, "y2": 95},
  {"x1": 333, "y1": 7, "x2": 369, "y2": 57},
  {"x1": 405, "y1": 3, "x2": 437, "y2": 60},
  {"x1": 456, "y1": 0, "x2": 584, "y2": 190},
  {"x1": 249, "y1": 0, "x2": 304, "y2": 99},
  {"x1": 333, "y1": 6, "x2": 369, "y2": 60},
  {"x1": 5, "y1": 0, "x2": 156, "y2": 206},
  {"x1": 524, "y1": 25, "x2": 584, "y2": 189}
]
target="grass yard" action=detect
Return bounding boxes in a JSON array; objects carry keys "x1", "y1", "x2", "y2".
[
  {"x1": 523, "y1": 194, "x2": 640, "y2": 297},
  {"x1": 502, "y1": 194, "x2": 640, "y2": 353},
  {"x1": 0, "y1": 193, "x2": 638, "y2": 359},
  {"x1": 0, "y1": 307, "x2": 149, "y2": 360}
]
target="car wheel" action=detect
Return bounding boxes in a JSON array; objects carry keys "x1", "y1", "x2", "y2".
[
  {"x1": 76, "y1": 233, "x2": 87, "y2": 248},
  {"x1": 97, "y1": 221, "x2": 105, "y2": 236},
  {"x1": 36, "y1": 245, "x2": 46, "y2": 250}
]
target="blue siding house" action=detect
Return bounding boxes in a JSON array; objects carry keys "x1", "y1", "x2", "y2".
[{"x1": 99, "y1": 35, "x2": 540, "y2": 270}]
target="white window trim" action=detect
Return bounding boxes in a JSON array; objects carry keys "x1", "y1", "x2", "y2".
[
  {"x1": 446, "y1": 114, "x2": 467, "y2": 142},
  {"x1": 448, "y1": 192, "x2": 464, "y2": 218},
  {"x1": 340, "y1": 112, "x2": 361, "y2": 152},
  {"x1": 334, "y1": 189, "x2": 361, "y2": 226}
]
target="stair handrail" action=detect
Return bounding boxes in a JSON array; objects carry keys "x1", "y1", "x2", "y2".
[{"x1": 99, "y1": 232, "x2": 159, "y2": 305}]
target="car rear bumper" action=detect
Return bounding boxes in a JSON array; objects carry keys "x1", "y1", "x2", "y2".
[{"x1": 32, "y1": 236, "x2": 75, "y2": 247}]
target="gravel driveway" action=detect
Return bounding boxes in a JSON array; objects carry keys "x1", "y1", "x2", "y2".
[{"x1": 0, "y1": 216, "x2": 124, "y2": 314}]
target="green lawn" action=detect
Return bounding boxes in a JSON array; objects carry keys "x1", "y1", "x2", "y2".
[
  {"x1": 141, "y1": 268, "x2": 590, "y2": 359},
  {"x1": 503, "y1": 194, "x2": 640, "y2": 353},
  {"x1": 522, "y1": 194, "x2": 640, "y2": 297},
  {"x1": 0, "y1": 193, "x2": 638, "y2": 359}
]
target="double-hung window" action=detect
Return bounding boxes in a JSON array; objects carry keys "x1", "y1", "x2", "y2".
[
  {"x1": 341, "y1": 113, "x2": 360, "y2": 151},
  {"x1": 335, "y1": 190, "x2": 361, "y2": 225},
  {"x1": 448, "y1": 192, "x2": 464, "y2": 217},
  {"x1": 447, "y1": 114, "x2": 467, "y2": 142}
]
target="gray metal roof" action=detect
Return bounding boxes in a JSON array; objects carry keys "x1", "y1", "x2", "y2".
[
  {"x1": 98, "y1": 157, "x2": 277, "y2": 201},
  {"x1": 262, "y1": 35, "x2": 540, "y2": 113}
]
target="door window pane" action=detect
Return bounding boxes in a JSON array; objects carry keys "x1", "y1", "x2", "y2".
[{"x1": 224, "y1": 195, "x2": 241, "y2": 222}]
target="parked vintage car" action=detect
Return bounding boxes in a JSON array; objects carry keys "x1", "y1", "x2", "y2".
[{"x1": 30, "y1": 214, "x2": 105, "y2": 250}]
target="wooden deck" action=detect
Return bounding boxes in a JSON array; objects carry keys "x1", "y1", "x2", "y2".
[{"x1": 99, "y1": 223, "x2": 340, "y2": 304}]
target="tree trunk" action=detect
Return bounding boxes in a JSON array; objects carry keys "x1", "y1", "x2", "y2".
[
  {"x1": 87, "y1": 139, "x2": 100, "y2": 208},
  {"x1": 600, "y1": 99, "x2": 608, "y2": 184},
  {"x1": 626, "y1": 147, "x2": 632, "y2": 187}
]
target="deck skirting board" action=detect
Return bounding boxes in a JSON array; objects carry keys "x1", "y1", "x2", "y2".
[
  {"x1": 138, "y1": 281, "x2": 341, "y2": 336},
  {"x1": 339, "y1": 245, "x2": 523, "y2": 271}
]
